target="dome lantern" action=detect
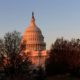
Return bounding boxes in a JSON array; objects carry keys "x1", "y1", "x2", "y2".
[{"x1": 32, "y1": 12, "x2": 35, "y2": 21}]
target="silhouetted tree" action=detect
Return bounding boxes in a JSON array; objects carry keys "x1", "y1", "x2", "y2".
[
  {"x1": 4, "y1": 31, "x2": 21, "y2": 58},
  {"x1": 0, "y1": 39, "x2": 4, "y2": 66},
  {"x1": 46, "y1": 38, "x2": 80, "y2": 76},
  {"x1": 0, "y1": 31, "x2": 32, "y2": 80}
]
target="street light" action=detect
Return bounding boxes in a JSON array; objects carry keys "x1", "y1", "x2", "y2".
[{"x1": 38, "y1": 50, "x2": 41, "y2": 67}]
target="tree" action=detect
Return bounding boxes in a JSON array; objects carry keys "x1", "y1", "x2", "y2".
[
  {"x1": 0, "y1": 31, "x2": 32, "y2": 80},
  {"x1": 4, "y1": 31, "x2": 21, "y2": 57},
  {"x1": 3, "y1": 31, "x2": 21, "y2": 77},
  {"x1": 0, "y1": 39, "x2": 4, "y2": 66},
  {"x1": 46, "y1": 38, "x2": 80, "y2": 76}
]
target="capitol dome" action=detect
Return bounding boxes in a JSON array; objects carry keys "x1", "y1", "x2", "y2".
[
  {"x1": 22, "y1": 12, "x2": 46, "y2": 51},
  {"x1": 25, "y1": 20, "x2": 41, "y2": 33}
]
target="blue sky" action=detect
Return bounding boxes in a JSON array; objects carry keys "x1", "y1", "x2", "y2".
[{"x1": 0, "y1": 0, "x2": 80, "y2": 49}]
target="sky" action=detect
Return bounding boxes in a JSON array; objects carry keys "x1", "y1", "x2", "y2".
[{"x1": 0, "y1": 0, "x2": 80, "y2": 49}]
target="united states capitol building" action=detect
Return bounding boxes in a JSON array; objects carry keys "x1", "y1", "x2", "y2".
[{"x1": 21, "y1": 12, "x2": 47, "y2": 67}]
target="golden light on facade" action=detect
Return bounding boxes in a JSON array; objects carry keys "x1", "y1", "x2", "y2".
[{"x1": 21, "y1": 12, "x2": 47, "y2": 67}]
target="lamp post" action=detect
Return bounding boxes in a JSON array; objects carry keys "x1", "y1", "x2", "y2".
[{"x1": 38, "y1": 50, "x2": 41, "y2": 67}]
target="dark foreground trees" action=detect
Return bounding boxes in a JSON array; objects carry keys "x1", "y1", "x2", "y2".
[
  {"x1": 1, "y1": 31, "x2": 80, "y2": 79},
  {"x1": 46, "y1": 38, "x2": 80, "y2": 76},
  {"x1": 0, "y1": 31, "x2": 32, "y2": 80}
]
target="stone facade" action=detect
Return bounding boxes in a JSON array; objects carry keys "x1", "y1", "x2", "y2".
[{"x1": 21, "y1": 12, "x2": 47, "y2": 67}]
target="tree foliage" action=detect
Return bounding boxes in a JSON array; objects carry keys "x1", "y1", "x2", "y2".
[
  {"x1": 0, "y1": 31, "x2": 32, "y2": 80},
  {"x1": 4, "y1": 31, "x2": 21, "y2": 56},
  {"x1": 46, "y1": 38, "x2": 80, "y2": 76}
]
